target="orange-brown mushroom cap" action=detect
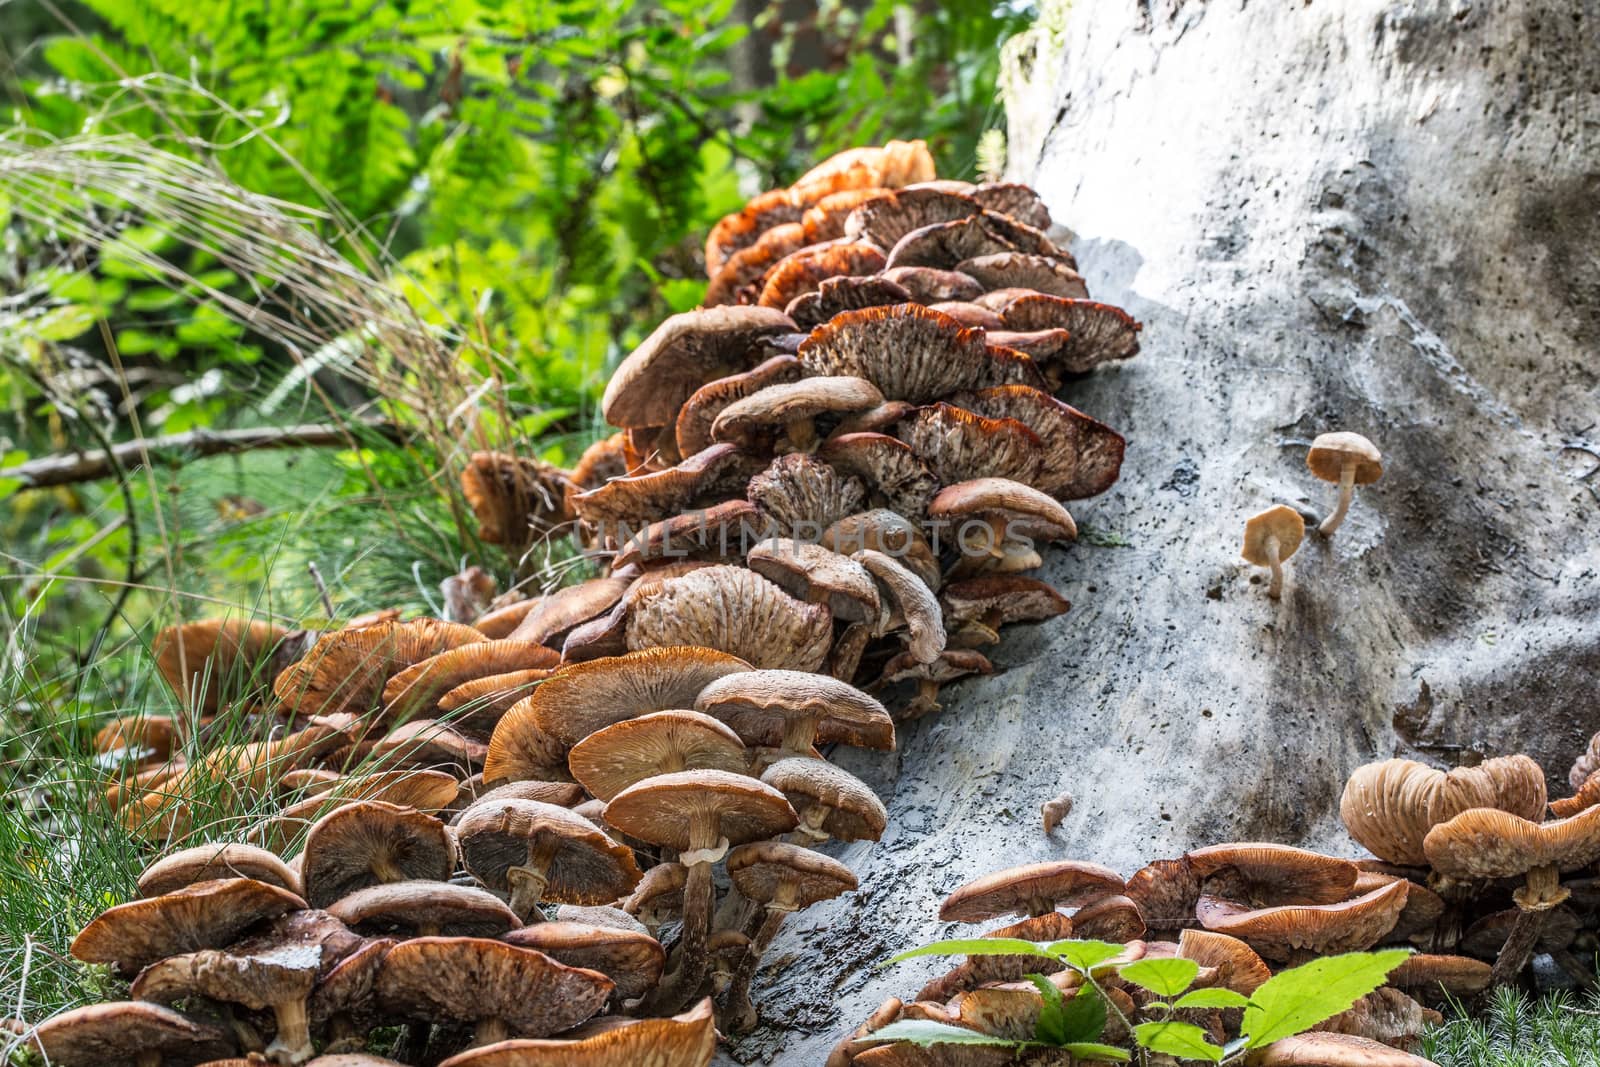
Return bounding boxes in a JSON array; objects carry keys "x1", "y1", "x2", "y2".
[{"x1": 939, "y1": 861, "x2": 1126, "y2": 923}]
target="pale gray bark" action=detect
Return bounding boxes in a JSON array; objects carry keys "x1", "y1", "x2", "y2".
[{"x1": 732, "y1": 2, "x2": 1600, "y2": 1061}]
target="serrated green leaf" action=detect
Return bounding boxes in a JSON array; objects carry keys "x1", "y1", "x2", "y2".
[
  {"x1": 868, "y1": 1020, "x2": 1031, "y2": 1049},
  {"x1": 1045, "y1": 939, "x2": 1127, "y2": 973},
  {"x1": 888, "y1": 938, "x2": 1053, "y2": 965},
  {"x1": 1063, "y1": 1043, "x2": 1132, "y2": 1062},
  {"x1": 1135, "y1": 1021, "x2": 1224, "y2": 1062},
  {"x1": 1057, "y1": 983, "x2": 1108, "y2": 1044},
  {"x1": 1119, "y1": 957, "x2": 1200, "y2": 997},
  {"x1": 1025, "y1": 974, "x2": 1069, "y2": 1046},
  {"x1": 1172, "y1": 988, "x2": 1253, "y2": 1010},
  {"x1": 1241, "y1": 949, "x2": 1412, "y2": 1048}
]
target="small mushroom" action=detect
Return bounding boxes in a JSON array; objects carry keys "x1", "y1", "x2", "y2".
[
  {"x1": 71, "y1": 877, "x2": 306, "y2": 976},
  {"x1": 327, "y1": 881, "x2": 520, "y2": 938},
  {"x1": 298, "y1": 801, "x2": 455, "y2": 908},
  {"x1": 436, "y1": 669, "x2": 555, "y2": 739},
  {"x1": 567, "y1": 710, "x2": 747, "y2": 802},
  {"x1": 623, "y1": 862, "x2": 689, "y2": 936},
  {"x1": 694, "y1": 669, "x2": 895, "y2": 763},
  {"x1": 940, "y1": 861, "x2": 1125, "y2": 923},
  {"x1": 878, "y1": 648, "x2": 994, "y2": 719},
  {"x1": 712, "y1": 377, "x2": 885, "y2": 453},
  {"x1": 756, "y1": 242, "x2": 888, "y2": 310},
  {"x1": 456, "y1": 797, "x2": 642, "y2": 921},
  {"x1": 942, "y1": 576, "x2": 1070, "y2": 649},
  {"x1": 1185, "y1": 843, "x2": 1359, "y2": 907},
  {"x1": 307, "y1": 935, "x2": 397, "y2": 1053},
  {"x1": 761, "y1": 756, "x2": 888, "y2": 844},
  {"x1": 137, "y1": 842, "x2": 301, "y2": 898},
  {"x1": 853, "y1": 549, "x2": 946, "y2": 663},
  {"x1": 1241, "y1": 505, "x2": 1306, "y2": 599},
  {"x1": 928, "y1": 478, "x2": 1076, "y2": 576},
  {"x1": 1307, "y1": 432, "x2": 1383, "y2": 536},
  {"x1": 785, "y1": 275, "x2": 913, "y2": 329},
  {"x1": 29, "y1": 1001, "x2": 234, "y2": 1067}
]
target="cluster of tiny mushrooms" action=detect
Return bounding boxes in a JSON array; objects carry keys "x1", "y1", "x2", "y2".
[
  {"x1": 25, "y1": 141, "x2": 1147, "y2": 1067},
  {"x1": 1241, "y1": 432, "x2": 1383, "y2": 599},
  {"x1": 830, "y1": 745, "x2": 1600, "y2": 1066}
]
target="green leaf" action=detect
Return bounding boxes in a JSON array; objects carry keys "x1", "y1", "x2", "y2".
[
  {"x1": 1057, "y1": 983, "x2": 1108, "y2": 1044},
  {"x1": 1241, "y1": 950, "x2": 1412, "y2": 1048},
  {"x1": 1063, "y1": 1043, "x2": 1132, "y2": 1062},
  {"x1": 1025, "y1": 974, "x2": 1069, "y2": 1046},
  {"x1": 888, "y1": 939, "x2": 1053, "y2": 965},
  {"x1": 1172, "y1": 988, "x2": 1254, "y2": 1010},
  {"x1": 1119, "y1": 957, "x2": 1200, "y2": 998},
  {"x1": 868, "y1": 1020, "x2": 1030, "y2": 1050},
  {"x1": 1045, "y1": 939, "x2": 1127, "y2": 973},
  {"x1": 1134, "y1": 1021, "x2": 1225, "y2": 1063}
]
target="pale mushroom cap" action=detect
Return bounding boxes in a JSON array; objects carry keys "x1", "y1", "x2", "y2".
[
  {"x1": 1339, "y1": 756, "x2": 1548, "y2": 867},
  {"x1": 854, "y1": 548, "x2": 947, "y2": 664},
  {"x1": 376, "y1": 936, "x2": 614, "y2": 1037},
  {"x1": 792, "y1": 140, "x2": 935, "y2": 195},
  {"x1": 939, "y1": 861, "x2": 1126, "y2": 922},
  {"x1": 1195, "y1": 879, "x2": 1410, "y2": 960},
  {"x1": 761, "y1": 756, "x2": 889, "y2": 842},
  {"x1": 299, "y1": 801, "x2": 456, "y2": 908},
  {"x1": 507, "y1": 578, "x2": 632, "y2": 647},
  {"x1": 1184, "y1": 843, "x2": 1358, "y2": 906},
  {"x1": 31, "y1": 1001, "x2": 234, "y2": 1067},
  {"x1": 1422, "y1": 803, "x2": 1600, "y2": 879},
  {"x1": 747, "y1": 539, "x2": 884, "y2": 622},
  {"x1": 327, "y1": 880, "x2": 520, "y2": 938},
  {"x1": 456, "y1": 798, "x2": 642, "y2": 904},
  {"x1": 1245, "y1": 1031, "x2": 1434, "y2": 1066},
  {"x1": 502, "y1": 921, "x2": 666, "y2": 1001},
  {"x1": 711, "y1": 377, "x2": 885, "y2": 447},
  {"x1": 625, "y1": 565, "x2": 833, "y2": 673},
  {"x1": 71, "y1": 877, "x2": 307, "y2": 973},
  {"x1": 694, "y1": 669, "x2": 895, "y2": 750},
  {"x1": 1241, "y1": 505, "x2": 1306, "y2": 566},
  {"x1": 137, "y1": 842, "x2": 301, "y2": 898},
  {"x1": 433, "y1": 997, "x2": 717, "y2": 1067},
  {"x1": 1307, "y1": 432, "x2": 1383, "y2": 484},
  {"x1": 727, "y1": 839, "x2": 858, "y2": 906},
  {"x1": 928, "y1": 478, "x2": 1078, "y2": 541},
  {"x1": 567, "y1": 710, "x2": 748, "y2": 802},
  {"x1": 603, "y1": 769, "x2": 797, "y2": 852}
]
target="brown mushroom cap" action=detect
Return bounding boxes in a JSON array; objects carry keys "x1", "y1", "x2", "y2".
[
  {"x1": 952, "y1": 385, "x2": 1126, "y2": 499},
  {"x1": 1185, "y1": 843, "x2": 1358, "y2": 906},
  {"x1": 601, "y1": 306, "x2": 796, "y2": 429},
  {"x1": 472, "y1": 597, "x2": 543, "y2": 640},
  {"x1": 1177, "y1": 928, "x2": 1273, "y2": 995},
  {"x1": 761, "y1": 757, "x2": 888, "y2": 843},
  {"x1": 1353, "y1": 871, "x2": 1445, "y2": 941},
  {"x1": 1340, "y1": 756, "x2": 1549, "y2": 866},
  {"x1": 956, "y1": 252, "x2": 1088, "y2": 299},
  {"x1": 747, "y1": 452, "x2": 868, "y2": 534},
  {"x1": 970, "y1": 182, "x2": 1052, "y2": 230},
  {"x1": 154, "y1": 618, "x2": 289, "y2": 713},
  {"x1": 1244, "y1": 1031, "x2": 1435, "y2": 1066},
  {"x1": 1307, "y1": 432, "x2": 1384, "y2": 485},
  {"x1": 997, "y1": 295, "x2": 1143, "y2": 374},
  {"x1": 674, "y1": 355, "x2": 805, "y2": 457},
  {"x1": 798, "y1": 304, "x2": 1041, "y2": 404},
  {"x1": 30, "y1": 1001, "x2": 234, "y2": 1067},
  {"x1": 623, "y1": 863, "x2": 690, "y2": 927},
  {"x1": 706, "y1": 222, "x2": 811, "y2": 306},
  {"x1": 72, "y1": 877, "x2": 306, "y2": 974},
  {"x1": 503, "y1": 922, "x2": 666, "y2": 1002},
  {"x1": 786, "y1": 275, "x2": 914, "y2": 330},
  {"x1": 823, "y1": 509, "x2": 941, "y2": 589},
  {"x1": 1195, "y1": 879, "x2": 1410, "y2": 960},
  {"x1": 456, "y1": 798, "x2": 642, "y2": 905},
  {"x1": 137, "y1": 842, "x2": 301, "y2": 899},
  {"x1": 746, "y1": 539, "x2": 883, "y2": 622},
  {"x1": 1241, "y1": 505, "x2": 1306, "y2": 566},
  {"x1": 307, "y1": 934, "x2": 397, "y2": 1039},
  {"x1": 506, "y1": 578, "x2": 632, "y2": 648},
  {"x1": 901, "y1": 403, "x2": 1044, "y2": 487},
  {"x1": 273, "y1": 619, "x2": 486, "y2": 717},
  {"x1": 604, "y1": 769, "x2": 797, "y2": 852},
  {"x1": 625, "y1": 565, "x2": 833, "y2": 672},
  {"x1": 695, "y1": 669, "x2": 895, "y2": 751},
  {"x1": 382, "y1": 641, "x2": 561, "y2": 723},
  {"x1": 567, "y1": 710, "x2": 747, "y2": 802},
  {"x1": 816, "y1": 433, "x2": 940, "y2": 520},
  {"x1": 328, "y1": 880, "x2": 520, "y2": 937},
  {"x1": 437, "y1": 669, "x2": 555, "y2": 738},
  {"x1": 1423, "y1": 804, "x2": 1600, "y2": 879},
  {"x1": 928, "y1": 478, "x2": 1078, "y2": 542},
  {"x1": 756, "y1": 242, "x2": 888, "y2": 309},
  {"x1": 460, "y1": 452, "x2": 573, "y2": 550},
  {"x1": 432, "y1": 997, "x2": 717, "y2": 1067},
  {"x1": 940, "y1": 576, "x2": 1070, "y2": 635},
  {"x1": 706, "y1": 188, "x2": 805, "y2": 277},
  {"x1": 842, "y1": 186, "x2": 980, "y2": 247},
  {"x1": 883, "y1": 213, "x2": 1060, "y2": 272},
  {"x1": 792, "y1": 140, "x2": 935, "y2": 199},
  {"x1": 878, "y1": 266, "x2": 984, "y2": 304},
  {"x1": 503, "y1": 647, "x2": 751, "y2": 752},
  {"x1": 368, "y1": 719, "x2": 488, "y2": 773},
  {"x1": 1386, "y1": 953, "x2": 1491, "y2": 1000},
  {"x1": 854, "y1": 548, "x2": 946, "y2": 663},
  {"x1": 571, "y1": 444, "x2": 764, "y2": 528},
  {"x1": 376, "y1": 936, "x2": 614, "y2": 1039},
  {"x1": 1125, "y1": 857, "x2": 1202, "y2": 931},
  {"x1": 299, "y1": 801, "x2": 455, "y2": 908},
  {"x1": 1551, "y1": 771, "x2": 1600, "y2": 818},
  {"x1": 728, "y1": 839, "x2": 858, "y2": 907},
  {"x1": 939, "y1": 861, "x2": 1126, "y2": 922},
  {"x1": 711, "y1": 376, "x2": 885, "y2": 448}
]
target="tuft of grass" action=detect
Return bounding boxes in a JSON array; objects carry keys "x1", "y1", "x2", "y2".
[{"x1": 1425, "y1": 986, "x2": 1600, "y2": 1066}]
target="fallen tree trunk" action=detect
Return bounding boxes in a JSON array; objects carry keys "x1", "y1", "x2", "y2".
[{"x1": 744, "y1": 1, "x2": 1600, "y2": 1060}]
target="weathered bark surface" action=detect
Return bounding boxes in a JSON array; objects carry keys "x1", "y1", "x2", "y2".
[{"x1": 733, "y1": 2, "x2": 1599, "y2": 1060}]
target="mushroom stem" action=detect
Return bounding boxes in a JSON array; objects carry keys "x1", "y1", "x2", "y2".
[
  {"x1": 1490, "y1": 866, "x2": 1568, "y2": 989},
  {"x1": 506, "y1": 837, "x2": 561, "y2": 921},
  {"x1": 1318, "y1": 461, "x2": 1358, "y2": 536},
  {"x1": 369, "y1": 853, "x2": 407, "y2": 884},
  {"x1": 263, "y1": 997, "x2": 314, "y2": 1065},
  {"x1": 785, "y1": 417, "x2": 819, "y2": 452},
  {"x1": 474, "y1": 1017, "x2": 511, "y2": 1046},
  {"x1": 650, "y1": 855, "x2": 718, "y2": 1013},
  {"x1": 723, "y1": 903, "x2": 795, "y2": 1034},
  {"x1": 779, "y1": 714, "x2": 819, "y2": 757},
  {"x1": 1263, "y1": 535, "x2": 1285, "y2": 599}
]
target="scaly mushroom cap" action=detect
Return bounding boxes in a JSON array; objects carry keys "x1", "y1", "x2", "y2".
[
  {"x1": 879, "y1": 266, "x2": 984, "y2": 304},
  {"x1": 1307, "y1": 433, "x2": 1384, "y2": 484},
  {"x1": 706, "y1": 189, "x2": 805, "y2": 277},
  {"x1": 854, "y1": 549, "x2": 946, "y2": 663},
  {"x1": 274, "y1": 619, "x2": 486, "y2": 717},
  {"x1": 299, "y1": 801, "x2": 455, "y2": 908},
  {"x1": 1177, "y1": 928, "x2": 1273, "y2": 995},
  {"x1": 568, "y1": 710, "x2": 747, "y2": 802},
  {"x1": 786, "y1": 275, "x2": 914, "y2": 329},
  {"x1": 433, "y1": 997, "x2": 717, "y2": 1067},
  {"x1": 72, "y1": 877, "x2": 306, "y2": 974},
  {"x1": 928, "y1": 478, "x2": 1078, "y2": 542},
  {"x1": 601, "y1": 306, "x2": 796, "y2": 429},
  {"x1": 625, "y1": 565, "x2": 833, "y2": 672},
  {"x1": 756, "y1": 242, "x2": 888, "y2": 309},
  {"x1": 1241, "y1": 506, "x2": 1306, "y2": 566},
  {"x1": 377, "y1": 936, "x2": 613, "y2": 1037},
  {"x1": 884, "y1": 213, "x2": 1061, "y2": 272},
  {"x1": 1386, "y1": 954, "x2": 1491, "y2": 1000},
  {"x1": 747, "y1": 539, "x2": 883, "y2": 622},
  {"x1": 30, "y1": 1001, "x2": 234, "y2": 1067},
  {"x1": 461, "y1": 452, "x2": 573, "y2": 548},
  {"x1": 328, "y1": 881, "x2": 520, "y2": 938},
  {"x1": 939, "y1": 861, "x2": 1126, "y2": 922},
  {"x1": 956, "y1": 252, "x2": 1087, "y2": 300},
  {"x1": 153, "y1": 618, "x2": 289, "y2": 713},
  {"x1": 382, "y1": 641, "x2": 561, "y2": 723},
  {"x1": 970, "y1": 182, "x2": 1052, "y2": 230},
  {"x1": 843, "y1": 187, "x2": 981, "y2": 247},
  {"x1": 900, "y1": 403, "x2": 1044, "y2": 486},
  {"x1": 603, "y1": 769, "x2": 797, "y2": 852},
  {"x1": 675, "y1": 355, "x2": 803, "y2": 457},
  {"x1": 824, "y1": 510, "x2": 941, "y2": 589},
  {"x1": 1244, "y1": 1032, "x2": 1435, "y2": 1066},
  {"x1": 817, "y1": 433, "x2": 941, "y2": 520},
  {"x1": 695, "y1": 669, "x2": 895, "y2": 750},
  {"x1": 952, "y1": 386, "x2": 1126, "y2": 499},
  {"x1": 456, "y1": 798, "x2": 642, "y2": 904},
  {"x1": 503, "y1": 647, "x2": 751, "y2": 752},
  {"x1": 705, "y1": 222, "x2": 810, "y2": 306},
  {"x1": 798, "y1": 304, "x2": 1041, "y2": 404},
  {"x1": 1125, "y1": 857, "x2": 1202, "y2": 931},
  {"x1": 1185, "y1": 843, "x2": 1358, "y2": 907},
  {"x1": 138, "y1": 842, "x2": 301, "y2": 898},
  {"x1": 761, "y1": 757, "x2": 888, "y2": 842},
  {"x1": 1340, "y1": 756, "x2": 1550, "y2": 866},
  {"x1": 1194, "y1": 880, "x2": 1410, "y2": 960},
  {"x1": 438, "y1": 669, "x2": 555, "y2": 738},
  {"x1": 572, "y1": 444, "x2": 764, "y2": 528},
  {"x1": 503, "y1": 922, "x2": 666, "y2": 1002},
  {"x1": 791, "y1": 140, "x2": 936, "y2": 199},
  {"x1": 1422, "y1": 804, "x2": 1600, "y2": 880},
  {"x1": 728, "y1": 840, "x2": 858, "y2": 906},
  {"x1": 711, "y1": 377, "x2": 885, "y2": 448},
  {"x1": 997, "y1": 295, "x2": 1143, "y2": 374},
  {"x1": 606, "y1": 501, "x2": 761, "y2": 571}
]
